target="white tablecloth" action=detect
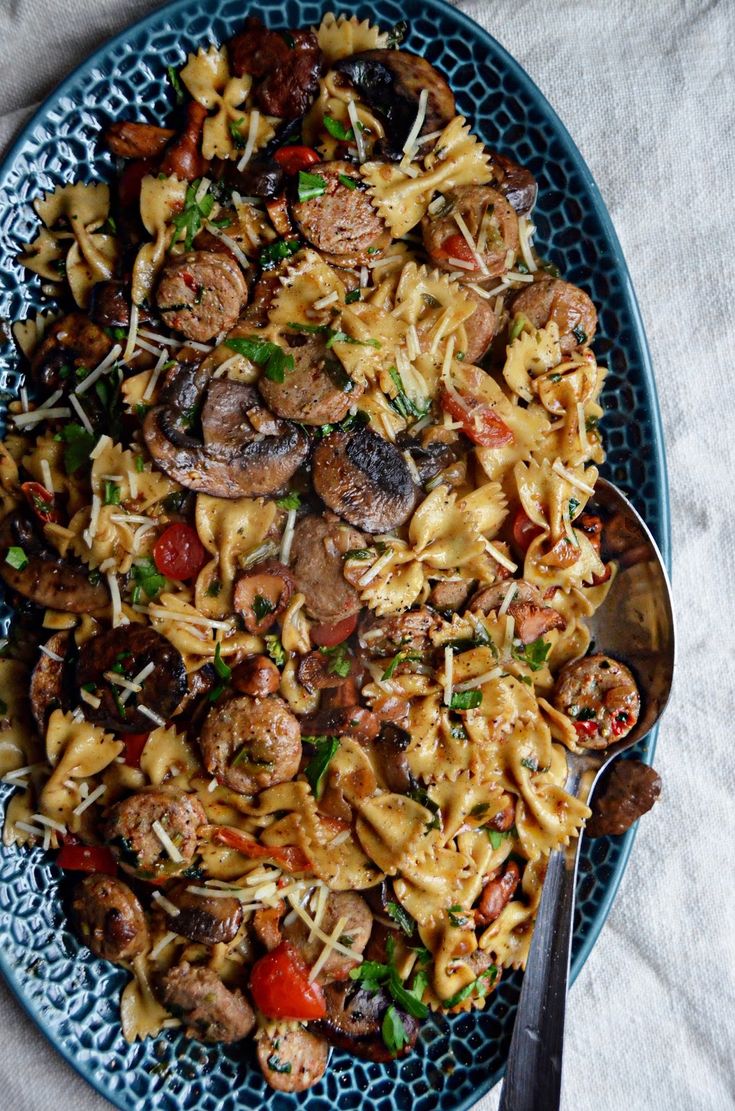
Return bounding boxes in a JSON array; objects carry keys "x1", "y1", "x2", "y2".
[{"x1": 1, "y1": 2, "x2": 733, "y2": 1108}]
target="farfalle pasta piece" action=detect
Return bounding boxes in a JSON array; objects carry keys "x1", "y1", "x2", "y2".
[
  {"x1": 358, "y1": 545, "x2": 424, "y2": 617},
  {"x1": 316, "y1": 11, "x2": 389, "y2": 61},
  {"x1": 180, "y1": 45, "x2": 276, "y2": 160},
  {"x1": 409, "y1": 485, "x2": 486, "y2": 569},
  {"x1": 502, "y1": 321, "x2": 562, "y2": 402},
  {"x1": 404, "y1": 693, "x2": 474, "y2": 782},
  {"x1": 297, "y1": 805, "x2": 382, "y2": 890},
  {"x1": 121, "y1": 954, "x2": 171, "y2": 1042},
  {"x1": 356, "y1": 793, "x2": 434, "y2": 874},
  {"x1": 20, "y1": 182, "x2": 118, "y2": 307},
  {"x1": 132, "y1": 174, "x2": 188, "y2": 305},
  {"x1": 362, "y1": 116, "x2": 492, "y2": 237},
  {"x1": 477, "y1": 858, "x2": 546, "y2": 970},
  {"x1": 139, "y1": 725, "x2": 201, "y2": 786},
  {"x1": 394, "y1": 835, "x2": 470, "y2": 926},
  {"x1": 0, "y1": 660, "x2": 39, "y2": 777},
  {"x1": 267, "y1": 248, "x2": 347, "y2": 329},
  {"x1": 194, "y1": 494, "x2": 278, "y2": 612},
  {"x1": 39, "y1": 710, "x2": 123, "y2": 830}
]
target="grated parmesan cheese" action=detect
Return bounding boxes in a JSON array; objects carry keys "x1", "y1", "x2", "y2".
[
  {"x1": 40, "y1": 458, "x2": 54, "y2": 494},
  {"x1": 280, "y1": 508, "x2": 297, "y2": 564},
  {"x1": 152, "y1": 890, "x2": 180, "y2": 917},
  {"x1": 313, "y1": 290, "x2": 339, "y2": 311},
  {"x1": 484, "y1": 540, "x2": 518, "y2": 573},
  {"x1": 84, "y1": 493, "x2": 102, "y2": 548},
  {"x1": 308, "y1": 914, "x2": 349, "y2": 983},
  {"x1": 286, "y1": 893, "x2": 364, "y2": 964},
  {"x1": 123, "y1": 304, "x2": 139, "y2": 363},
  {"x1": 347, "y1": 100, "x2": 366, "y2": 162},
  {"x1": 552, "y1": 459, "x2": 596, "y2": 496},
  {"x1": 138, "y1": 704, "x2": 166, "y2": 728},
  {"x1": 13, "y1": 405, "x2": 71, "y2": 428},
  {"x1": 137, "y1": 329, "x2": 181, "y2": 349},
  {"x1": 402, "y1": 450, "x2": 421, "y2": 483},
  {"x1": 107, "y1": 571, "x2": 125, "y2": 627},
  {"x1": 80, "y1": 688, "x2": 101, "y2": 709},
  {"x1": 518, "y1": 216, "x2": 538, "y2": 273},
  {"x1": 133, "y1": 603, "x2": 230, "y2": 630},
  {"x1": 205, "y1": 221, "x2": 251, "y2": 271},
  {"x1": 72, "y1": 783, "x2": 107, "y2": 816},
  {"x1": 237, "y1": 111, "x2": 261, "y2": 171},
  {"x1": 443, "y1": 645, "x2": 454, "y2": 707},
  {"x1": 31, "y1": 814, "x2": 67, "y2": 835},
  {"x1": 454, "y1": 668, "x2": 502, "y2": 692},
  {"x1": 452, "y1": 211, "x2": 489, "y2": 276},
  {"x1": 504, "y1": 614, "x2": 516, "y2": 651},
  {"x1": 358, "y1": 545, "x2": 395, "y2": 587},
  {"x1": 74, "y1": 344, "x2": 122, "y2": 395},
  {"x1": 498, "y1": 582, "x2": 518, "y2": 616},
  {"x1": 401, "y1": 87, "x2": 429, "y2": 159},
  {"x1": 142, "y1": 349, "x2": 169, "y2": 401},
  {"x1": 152, "y1": 820, "x2": 183, "y2": 863},
  {"x1": 69, "y1": 393, "x2": 94, "y2": 435},
  {"x1": 40, "y1": 644, "x2": 64, "y2": 662},
  {"x1": 150, "y1": 931, "x2": 179, "y2": 960},
  {"x1": 90, "y1": 434, "x2": 112, "y2": 460}
]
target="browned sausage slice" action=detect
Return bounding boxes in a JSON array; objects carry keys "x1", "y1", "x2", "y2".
[
  {"x1": 258, "y1": 334, "x2": 362, "y2": 426},
  {"x1": 422, "y1": 185, "x2": 519, "y2": 280},
  {"x1": 76, "y1": 625, "x2": 187, "y2": 734},
  {"x1": 553, "y1": 654, "x2": 640, "y2": 747},
  {"x1": 291, "y1": 161, "x2": 387, "y2": 258},
  {"x1": 586, "y1": 759, "x2": 661, "y2": 837},
  {"x1": 156, "y1": 251, "x2": 248, "y2": 343},
  {"x1": 511, "y1": 278, "x2": 597, "y2": 354},
  {"x1": 163, "y1": 882, "x2": 243, "y2": 945},
  {"x1": 103, "y1": 787, "x2": 205, "y2": 878},
  {"x1": 229, "y1": 18, "x2": 322, "y2": 119},
  {"x1": 312, "y1": 425, "x2": 418, "y2": 534},
  {"x1": 358, "y1": 607, "x2": 439, "y2": 656},
  {"x1": 29, "y1": 631, "x2": 73, "y2": 733},
  {"x1": 289, "y1": 513, "x2": 364, "y2": 624},
  {"x1": 462, "y1": 288, "x2": 498, "y2": 363},
  {"x1": 316, "y1": 982, "x2": 419, "y2": 1062},
  {"x1": 30, "y1": 312, "x2": 112, "y2": 393},
  {"x1": 104, "y1": 121, "x2": 175, "y2": 159},
  {"x1": 469, "y1": 580, "x2": 566, "y2": 645},
  {"x1": 72, "y1": 874, "x2": 149, "y2": 962},
  {"x1": 231, "y1": 655, "x2": 281, "y2": 697},
  {"x1": 256, "y1": 1025, "x2": 329, "y2": 1092},
  {"x1": 283, "y1": 891, "x2": 372, "y2": 982},
  {"x1": 199, "y1": 693, "x2": 301, "y2": 794},
  {"x1": 159, "y1": 961, "x2": 255, "y2": 1043}
]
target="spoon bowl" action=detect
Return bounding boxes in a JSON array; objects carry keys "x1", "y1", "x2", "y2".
[{"x1": 498, "y1": 477, "x2": 675, "y2": 1111}]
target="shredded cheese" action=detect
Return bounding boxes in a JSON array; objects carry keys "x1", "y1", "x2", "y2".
[
  {"x1": 133, "y1": 603, "x2": 231, "y2": 630},
  {"x1": 123, "y1": 304, "x2": 139, "y2": 363},
  {"x1": 40, "y1": 644, "x2": 64, "y2": 662},
  {"x1": 75, "y1": 344, "x2": 122, "y2": 395},
  {"x1": 13, "y1": 405, "x2": 71, "y2": 428},
  {"x1": 279, "y1": 508, "x2": 297, "y2": 564},
  {"x1": 286, "y1": 893, "x2": 364, "y2": 964},
  {"x1": 237, "y1": 111, "x2": 260, "y2": 171},
  {"x1": 466, "y1": 282, "x2": 493, "y2": 301},
  {"x1": 104, "y1": 671, "x2": 142, "y2": 693},
  {"x1": 309, "y1": 914, "x2": 349, "y2": 983},
  {"x1": 402, "y1": 450, "x2": 421, "y2": 483},
  {"x1": 498, "y1": 582, "x2": 518, "y2": 617},
  {"x1": 150, "y1": 931, "x2": 179, "y2": 960},
  {"x1": 454, "y1": 668, "x2": 502, "y2": 692},
  {"x1": 152, "y1": 890, "x2": 180, "y2": 917},
  {"x1": 402, "y1": 87, "x2": 429, "y2": 159},
  {"x1": 80, "y1": 688, "x2": 101, "y2": 709},
  {"x1": 83, "y1": 493, "x2": 101, "y2": 548},
  {"x1": 452, "y1": 211, "x2": 489, "y2": 276},
  {"x1": 552, "y1": 459, "x2": 596, "y2": 496},
  {"x1": 69, "y1": 392, "x2": 94, "y2": 435},
  {"x1": 142, "y1": 349, "x2": 169, "y2": 401},
  {"x1": 138, "y1": 704, "x2": 166, "y2": 728},
  {"x1": 205, "y1": 222, "x2": 251, "y2": 270},
  {"x1": 484, "y1": 540, "x2": 518, "y2": 573},
  {"x1": 72, "y1": 783, "x2": 107, "y2": 816},
  {"x1": 152, "y1": 820, "x2": 184, "y2": 863},
  {"x1": 347, "y1": 100, "x2": 366, "y2": 162},
  {"x1": 358, "y1": 545, "x2": 395, "y2": 587},
  {"x1": 313, "y1": 290, "x2": 339, "y2": 311},
  {"x1": 137, "y1": 329, "x2": 180, "y2": 349},
  {"x1": 14, "y1": 821, "x2": 46, "y2": 839},
  {"x1": 504, "y1": 614, "x2": 516, "y2": 651},
  {"x1": 40, "y1": 458, "x2": 54, "y2": 494},
  {"x1": 107, "y1": 571, "x2": 125, "y2": 627},
  {"x1": 518, "y1": 216, "x2": 538, "y2": 273},
  {"x1": 31, "y1": 814, "x2": 67, "y2": 834},
  {"x1": 443, "y1": 645, "x2": 454, "y2": 707}
]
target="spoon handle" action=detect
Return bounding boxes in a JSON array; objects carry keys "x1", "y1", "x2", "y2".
[{"x1": 498, "y1": 839, "x2": 582, "y2": 1111}]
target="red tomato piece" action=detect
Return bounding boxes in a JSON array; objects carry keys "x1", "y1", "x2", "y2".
[
  {"x1": 21, "y1": 481, "x2": 60, "y2": 524},
  {"x1": 574, "y1": 720, "x2": 599, "y2": 739},
  {"x1": 57, "y1": 842, "x2": 118, "y2": 875},
  {"x1": 153, "y1": 523, "x2": 206, "y2": 581},
  {"x1": 511, "y1": 507, "x2": 543, "y2": 554},
  {"x1": 440, "y1": 389, "x2": 514, "y2": 448},
  {"x1": 310, "y1": 613, "x2": 358, "y2": 647},
  {"x1": 274, "y1": 145, "x2": 321, "y2": 174},
  {"x1": 249, "y1": 942, "x2": 327, "y2": 1020},
  {"x1": 611, "y1": 712, "x2": 632, "y2": 738},
  {"x1": 212, "y1": 827, "x2": 312, "y2": 874},
  {"x1": 123, "y1": 732, "x2": 150, "y2": 768},
  {"x1": 440, "y1": 233, "x2": 476, "y2": 263}
]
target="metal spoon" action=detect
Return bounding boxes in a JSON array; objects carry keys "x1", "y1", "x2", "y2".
[{"x1": 498, "y1": 477, "x2": 676, "y2": 1111}]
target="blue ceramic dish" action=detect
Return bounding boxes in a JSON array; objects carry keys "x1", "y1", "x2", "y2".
[{"x1": 0, "y1": 1, "x2": 670, "y2": 1108}]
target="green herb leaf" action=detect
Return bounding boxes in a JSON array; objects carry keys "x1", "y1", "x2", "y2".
[
  {"x1": 131, "y1": 557, "x2": 167, "y2": 601},
  {"x1": 253, "y1": 593, "x2": 277, "y2": 622},
  {"x1": 229, "y1": 117, "x2": 246, "y2": 148},
  {"x1": 264, "y1": 634, "x2": 286, "y2": 668},
  {"x1": 103, "y1": 481, "x2": 121, "y2": 506},
  {"x1": 0, "y1": 698, "x2": 7, "y2": 715},
  {"x1": 450, "y1": 689, "x2": 482, "y2": 710},
  {"x1": 382, "y1": 649, "x2": 421, "y2": 681},
  {"x1": 57, "y1": 423, "x2": 95, "y2": 475},
  {"x1": 258, "y1": 238, "x2": 301, "y2": 268},
  {"x1": 212, "y1": 642, "x2": 232, "y2": 682},
  {"x1": 338, "y1": 172, "x2": 358, "y2": 190},
  {"x1": 225, "y1": 336, "x2": 295, "y2": 383},
  {"x1": 345, "y1": 288, "x2": 361, "y2": 304},
  {"x1": 388, "y1": 366, "x2": 430, "y2": 422},
  {"x1": 568, "y1": 497, "x2": 580, "y2": 518},
  {"x1": 320, "y1": 643, "x2": 352, "y2": 678},
  {"x1": 324, "y1": 115, "x2": 355, "y2": 141},
  {"x1": 386, "y1": 901, "x2": 415, "y2": 937},
  {"x1": 304, "y1": 736, "x2": 340, "y2": 799},
  {"x1": 5, "y1": 546, "x2": 28, "y2": 571},
  {"x1": 386, "y1": 19, "x2": 408, "y2": 48},
  {"x1": 167, "y1": 65, "x2": 185, "y2": 105},
  {"x1": 297, "y1": 170, "x2": 328, "y2": 202},
  {"x1": 511, "y1": 637, "x2": 551, "y2": 673},
  {"x1": 206, "y1": 580, "x2": 222, "y2": 597},
  {"x1": 286, "y1": 321, "x2": 380, "y2": 350},
  {"x1": 509, "y1": 313, "x2": 529, "y2": 342},
  {"x1": 276, "y1": 492, "x2": 301, "y2": 510},
  {"x1": 134, "y1": 455, "x2": 145, "y2": 473},
  {"x1": 266, "y1": 1054, "x2": 292, "y2": 1075},
  {"x1": 169, "y1": 178, "x2": 216, "y2": 252},
  {"x1": 442, "y1": 965, "x2": 498, "y2": 1009}
]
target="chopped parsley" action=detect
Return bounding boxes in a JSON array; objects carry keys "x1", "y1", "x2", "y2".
[
  {"x1": 510, "y1": 313, "x2": 529, "y2": 343},
  {"x1": 487, "y1": 826, "x2": 517, "y2": 850},
  {"x1": 103, "y1": 481, "x2": 121, "y2": 506},
  {"x1": 297, "y1": 170, "x2": 327, "y2": 202},
  {"x1": 253, "y1": 594, "x2": 277, "y2": 623},
  {"x1": 343, "y1": 547, "x2": 374, "y2": 561},
  {"x1": 442, "y1": 965, "x2": 498, "y2": 1009},
  {"x1": 55, "y1": 423, "x2": 95, "y2": 475},
  {"x1": 134, "y1": 455, "x2": 145, "y2": 473},
  {"x1": 382, "y1": 1006, "x2": 408, "y2": 1056},
  {"x1": 225, "y1": 336, "x2": 294, "y2": 383},
  {"x1": 266, "y1": 1053, "x2": 292, "y2": 1075},
  {"x1": 450, "y1": 689, "x2": 482, "y2": 711},
  {"x1": 323, "y1": 115, "x2": 354, "y2": 142},
  {"x1": 448, "y1": 904, "x2": 471, "y2": 929},
  {"x1": 275, "y1": 492, "x2": 301, "y2": 510},
  {"x1": 511, "y1": 637, "x2": 551, "y2": 672},
  {"x1": 350, "y1": 937, "x2": 429, "y2": 1026},
  {"x1": 338, "y1": 172, "x2": 358, "y2": 190},
  {"x1": 520, "y1": 757, "x2": 539, "y2": 772},
  {"x1": 572, "y1": 326, "x2": 588, "y2": 345},
  {"x1": 167, "y1": 65, "x2": 185, "y2": 105},
  {"x1": 259, "y1": 238, "x2": 301, "y2": 268},
  {"x1": 408, "y1": 786, "x2": 441, "y2": 830},
  {"x1": 304, "y1": 735, "x2": 340, "y2": 799},
  {"x1": 568, "y1": 497, "x2": 580, "y2": 518},
  {"x1": 320, "y1": 643, "x2": 352, "y2": 678},
  {"x1": 228, "y1": 117, "x2": 246, "y2": 148},
  {"x1": 388, "y1": 367, "x2": 430, "y2": 422},
  {"x1": 130, "y1": 557, "x2": 167, "y2": 604},
  {"x1": 264, "y1": 634, "x2": 286, "y2": 668},
  {"x1": 386, "y1": 19, "x2": 408, "y2": 47},
  {"x1": 206, "y1": 580, "x2": 222, "y2": 597},
  {"x1": 170, "y1": 178, "x2": 215, "y2": 252},
  {"x1": 381, "y1": 649, "x2": 421, "y2": 681},
  {"x1": 286, "y1": 321, "x2": 380, "y2": 350},
  {"x1": 345, "y1": 288, "x2": 361, "y2": 304},
  {"x1": 5, "y1": 547, "x2": 28, "y2": 571},
  {"x1": 208, "y1": 642, "x2": 232, "y2": 703},
  {"x1": 386, "y1": 901, "x2": 415, "y2": 937}
]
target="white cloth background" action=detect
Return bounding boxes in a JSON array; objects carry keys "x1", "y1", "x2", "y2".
[{"x1": 1, "y1": 1, "x2": 734, "y2": 1108}]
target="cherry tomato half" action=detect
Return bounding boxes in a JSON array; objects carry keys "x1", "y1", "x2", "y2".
[
  {"x1": 249, "y1": 941, "x2": 327, "y2": 1020},
  {"x1": 274, "y1": 145, "x2": 321, "y2": 174},
  {"x1": 310, "y1": 612, "x2": 358, "y2": 647},
  {"x1": 123, "y1": 732, "x2": 150, "y2": 768},
  {"x1": 440, "y1": 389, "x2": 514, "y2": 448},
  {"x1": 440, "y1": 233, "x2": 476, "y2": 264},
  {"x1": 510, "y1": 507, "x2": 543, "y2": 555},
  {"x1": 57, "y1": 842, "x2": 118, "y2": 876},
  {"x1": 21, "y1": 481, "x2": 60, "y2": 525},
  {"x1": 153, "y1": 523, "x2": 206, "y2": 581}
]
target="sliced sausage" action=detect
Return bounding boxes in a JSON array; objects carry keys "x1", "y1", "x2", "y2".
[
  {"x1": 257, "y1": 1025, "x2": 329, "y2": 1092},
  {"x1": 104, "y1": 120, "x2": 175, "y2": 159},
  {"x1": 511, "y1": 278, "x2": 597, "y2": 354},
  {"x1": 290, "y1": 513, "x2": 364, "y2": 624},
  {"x1": 72, "y1": 874, "x2": 149, "y2": 963},
  {"x1": 199, "y1": 693, "x2": 301, "y2": 794},
  {"x1": 335, "y1": 50, "x2": 455, "y2": 160},
  {"x1": 291, "y1": 160, "x2": 387, "y2": 258},
  {"x1": 103, "y1": 787, "x2": 205, "y2": 877},
  {"x1": 299, "y1": 705, "x2": 379, "y2": 744},
  {"x1": 475, "y1": 860, "x2": 521, "y2": 925},
  {"x1": 258, "y1": 333, "x2": 361, "y2": 425},
  {"x1": 490, "y1": 151, "x2": 538, "y2": 215},
  {"x1": 315, "y1": 982, "x2": 419, "y2": 1062},
  {"x1": 462, "y1": 287, "x2": 498, "y2": 363},
  {"x1": 76, "y1": 625, "x2": 187, "y2": 734},
  {"x1": 229, "y1": 17, "x2": 322, "y2": 119},
  {"x1": 313, "y1": 425, "x2": 418, "y2": 534},
  {"x1": 156, "y1": 250, "x2": 248, "y2": 343},
  {"x1": 586, "y1": 759, "x2": 662, "y2": 837},
  {"x1": 29, "y1": 630, "x2": 73, "y2": 733},
  {"x1": 0, "y1": 512, "x2": 109, "y2": 614},
  {"x1": 233, "y1": 561, "x2": 294, "y2": 634},
  {"x1": 30, "y1": 312, "x2": 112, "y2": 393},
  {"x1": 469, "y1": 580, "x2": 566, "y2": 645},
  {"x1": 553, "y1": 654, "x2": 641, "y2": 747},
  {"x1": 231, "y1": 655, "x2": 281, "y2": 697},
  {"x1": 427, "y1": 579, "x2": 472, "y2": 614},
  {"x1": 159, "y1": 961, "x2": 255, "y2": 1043},
  {"x1": 422, "y1": 185, "x2": 519, "y2": 280},
  {"x1": 358, "y1": 607, "x2": 439, "y2": 656},
  {"x1": 283, "y1": 891, "x2": 372, "y2": 983},
  {"x1": 163, "y1": 881, "x2": 243, "y2": 945}
]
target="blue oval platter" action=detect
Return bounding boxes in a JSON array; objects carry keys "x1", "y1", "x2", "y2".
[{"x1": 0, "y1": 1, "x2": 670, "y2": 1108}]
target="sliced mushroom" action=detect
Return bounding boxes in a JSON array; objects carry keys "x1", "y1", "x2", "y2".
[
  {"x1": 29, "y1": 311, "x2": 112, "y2": 393},
  {"x1": 163, "y1": 882, "x2": 243, "y2": 945},
  {"x1": 89, "y1": 280, "x2": 133, "y2": 329},
  {"x1": 312, "y1": 425, "x2": 418, "y2": 534},
  {"x1": 335, "y1": 50, "x2": 455, "y2": 160},
  {"x1": 297, "y1": 650, "x2": 357, "y2": 694},
  {"x1": 299, "y1": 705, "x2": 379, "y2": 744},
  {"x1": 104, "y1": 120, "x2": 175, "y2": 159},
  {"x1": 29, "y1": 630, "x2": 75, "y2": 733},
  {"x1": 231, "y1": 655, "x2": 281, "y2": 697},
  {"x1": 490, "y1": 151, "x2": 538, "y2": 215},
  {"x1": 76, "y1": 624, "x2": 188, "y2": 733},
  {"x1": 233, "y1": 561, "x2": 294, "y2": 634},
  {"x1": 469, "y1": 579, "x2": 566, "y2": 645},
  {"x1": 395, "y1": 432, "x2": 457, "y2": 486},
  {"x1": 315, "y1": 981, "x2": 419, "y2": 1062},
  {"x1": 143, "y1": 361, "x2": 309, "y2": 498},
  {"x1": 0, "y1": 512, "x2": 109, "y2": 614},
  {"x1": 229, "y1": 17, "x2": 323, "y2": 120}
]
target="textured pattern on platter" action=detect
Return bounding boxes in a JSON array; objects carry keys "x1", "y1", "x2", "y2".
[{"x1": 0, "y1": 1, "x2": 667, "y2": 1108}]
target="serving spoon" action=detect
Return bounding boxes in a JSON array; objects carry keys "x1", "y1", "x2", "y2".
[{"x1": 498, "y1": 477, "x2": 675, "y2": 1111}]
